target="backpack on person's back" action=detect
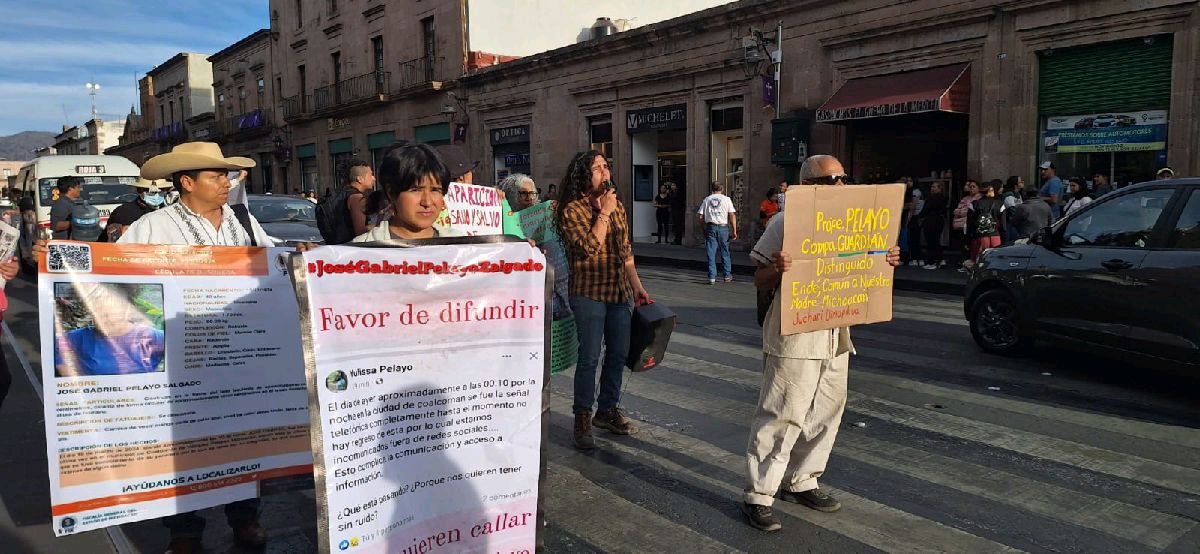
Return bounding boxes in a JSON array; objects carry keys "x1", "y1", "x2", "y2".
[{"x1": 316, "y1": 187, "x2": 362, "y2": 244}]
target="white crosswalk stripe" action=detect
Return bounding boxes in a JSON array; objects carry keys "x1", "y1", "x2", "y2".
[{"x1": 544, "y1": 319, "x2": 1200, "y2": 552}]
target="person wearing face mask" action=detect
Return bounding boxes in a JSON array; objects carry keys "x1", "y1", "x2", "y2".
[{"x1": 101, "y1": 177, "x2": 174, "y2": 242}]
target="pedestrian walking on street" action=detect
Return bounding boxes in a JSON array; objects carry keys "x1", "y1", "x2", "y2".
[
  {"x1": 952, "y1": 180, "x2": 981, "y2": 272},
  {"x1": 669, "y1": 182, "x2": 686, "y2": 244},
  {"x1": 1001, "y1": 176, "x2": 1024, "y2": 244},
  {"x1": 101, "y1": 178, "x2": 173, "y2": 242},
  {"x1": 654, "y1": 184, "x2": 672, "y2": 243},
  {"x1": 920, "y1": 181, "x2": 948, "y2": 269},
  {"x1": 1091, "y1": 171, "x2": 1113, "y2": 197},
  {"x1": 902, "y1": 177, "x2": 925, "y2": 266},
  {"x1": 1038, "y1": 161, "x2": 1066, "y2": 220},
  {"x1": 775, "y1": 180, "x2": 788, "y2": 213},
  {"x1": 555, "y1": 150, "x2": 651, "y2": 451},
  {"x1": 742, "y1": 154, "x2": 902, "y2": 532},
  {"x1": 49, "y1": 176, "x2": 83, "y2": 240},
  {"x1": 967, "y1": 180, "x2": 1004, "y2": 266},
  {"x1": 1063, "y1": 177, "x2": 1093, "y2": 216},
  {"x1": 759, "y1": 187, "x2": 779, "y2": 230},
  {"x1": 698, "y1": 181, "x2": 738, "y2": 284},
  {"x1": 316, "y1": 160, "x2": 374, "y2": 245},
  {"x1": 1007, "y1": 189, "x2": 1053, "y2": 240}
]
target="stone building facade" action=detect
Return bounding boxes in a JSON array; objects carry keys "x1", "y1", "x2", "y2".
[
  {"x1": 269, "y1": 0, "x2": 469, "y2": 195},
  {"x1": 209, "y1": 29, "x2": 279, "y2": 193},
  {"x1": 460, "y1": 0, "x2": 1200, "y2": 248},
  {"x1": 54, "y1": 119, "x2": 124, "y2": 157},
  {"x1": 108, "y1": 54, "x2": 216, "y2": 165}
]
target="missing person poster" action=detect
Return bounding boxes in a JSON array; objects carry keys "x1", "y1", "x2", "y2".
[
  {"x1": 293, "y1": 239, "x2": 545, "y2": 554},
  {"x1": 434, "y1": 182, "x2": 505, "y2": 236},
  {"x1": 38, "y1": 242, "x2": 312, "y2": 536},
  {"x1": 780, "y1": 184, "x2": 904, "y2": 335}
]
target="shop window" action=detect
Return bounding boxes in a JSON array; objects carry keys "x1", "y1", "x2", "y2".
[
  {"x1": 589, "y1": 115, "x2": 612, "y2": 157},
  {"x1": 300, "y1": 156, "x2": 318, "y2": 193}
]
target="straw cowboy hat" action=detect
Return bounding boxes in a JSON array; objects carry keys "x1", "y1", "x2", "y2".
[
  {"x1": 141, "y1": 142, "x2": 255, "y2": 180},
  {"x1": 134, "y1": 178, "x2": 172, "y2": 192}
]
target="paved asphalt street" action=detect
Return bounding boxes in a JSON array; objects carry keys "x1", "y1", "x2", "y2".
[{"x1": 1, "y1": 263, "x2": 1199, "y2": 553}]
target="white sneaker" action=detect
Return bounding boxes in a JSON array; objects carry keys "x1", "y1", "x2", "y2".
[
  {"x1": 708, "y1": 279, "x2": 716, "y2": 285},
  {"x1": 922, "y1": 263, "x2": 938, "y2": 270},
  {"x1": 907, "y1": 260, "x2": 921, "y2": 267}
]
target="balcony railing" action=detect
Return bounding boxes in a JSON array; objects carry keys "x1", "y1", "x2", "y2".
[
  {"x1": 282, "y1": 94, "x2": 311, "y2": 121},
  {"x1": 152, "y1": 122, "x2": 186, "y2": 143},
  {"x1": 313, "y1": 71, "x2": 390, "y2": 112},
  {"x1": 396, "y1": 56, "x2": 440, "y2": 91},
  {"x1": 219, "y1": 108, "x2": 274, "y2": 137}
]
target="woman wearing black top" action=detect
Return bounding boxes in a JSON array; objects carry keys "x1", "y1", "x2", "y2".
[
  {"x1": 654, "y1": 184, "x2": 672, "y2": 243},
  {"x1": 920, "y1": 181, "x2": 948, "y2": 269},
  {"x1": 967, "y1": 181, "x2": 1005, "y2": 266}
]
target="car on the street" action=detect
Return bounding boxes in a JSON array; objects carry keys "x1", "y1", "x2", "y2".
[
  {"x1": 1092, "y1": 114, "x2": 1118, "y2": 127},
  {"x1": 246, "y1": 194, "x2": 324, "y2": 247},
  {"x1": 964, "y1": 178, "x2": 1200, "y2": 367}
]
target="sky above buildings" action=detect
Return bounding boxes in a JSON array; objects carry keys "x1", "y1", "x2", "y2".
[{"x1": 0, "y1": 0, "x2": 266, "y2": 136}]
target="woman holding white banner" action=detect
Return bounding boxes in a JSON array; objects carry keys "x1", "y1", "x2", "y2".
[{"x1": 352, "y1": 143, "x2": 466, "y2": 241}]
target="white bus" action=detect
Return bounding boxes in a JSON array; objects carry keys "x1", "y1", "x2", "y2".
[{"x1": 13, "y1": 155, "x2": 139, "y2": 264}]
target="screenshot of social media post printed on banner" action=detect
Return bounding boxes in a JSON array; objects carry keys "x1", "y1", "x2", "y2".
[{"x1": 294, "y1": 240, "x2": 546, "y2": 554}]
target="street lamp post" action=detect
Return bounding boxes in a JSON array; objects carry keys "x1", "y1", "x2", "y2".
[{"x1": 85, "y1": 82, "x2": 101, "y2": 120}]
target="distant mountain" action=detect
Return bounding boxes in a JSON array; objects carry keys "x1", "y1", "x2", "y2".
[{"x1": 0, "y1": 131, "x2": 56, "y2": 161}]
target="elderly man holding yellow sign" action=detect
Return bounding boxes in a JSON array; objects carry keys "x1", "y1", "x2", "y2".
[{"x1": 741, "y1": 155, "x2": 903, "y2": 532}]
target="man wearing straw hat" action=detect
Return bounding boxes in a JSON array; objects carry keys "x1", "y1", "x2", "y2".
[
  {"x1": 122, "y1": 142, "x2": 272, "y2": 552},
  {"x1": 121, "y1": 142, "x2": 273, "y2": 247},
  {"x1": 102, "y1": 177, "x2": 173, "y2": 242}
]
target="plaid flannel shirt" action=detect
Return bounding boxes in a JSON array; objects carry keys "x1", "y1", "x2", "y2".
[{"x1": 559, "y1": 196, "x2": 633, "y2": 304}]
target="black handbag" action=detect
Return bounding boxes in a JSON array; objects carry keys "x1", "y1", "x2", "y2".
[{"x1": 626, "y1": 301, "x2": 676, "y2": 371}]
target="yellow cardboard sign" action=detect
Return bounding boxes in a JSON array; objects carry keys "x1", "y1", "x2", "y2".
[{"x1": 780, "y1": 184, "x2": 905, "y2": 335}]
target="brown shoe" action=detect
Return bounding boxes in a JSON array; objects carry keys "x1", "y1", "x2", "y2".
[
  {"x1": 574, "y1": 411, "x2": 596, "y2": 450},
  {"x1": 231, "y1": 519, "x2": 267, "y2": 548},
  {"x1": 165, "y1": 537, "x2": 201, "y2": 554},
  {"x1": 593, "y1": 407, "x2": 638, "y2": 435}
]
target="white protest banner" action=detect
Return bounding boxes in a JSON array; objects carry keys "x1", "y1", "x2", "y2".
[
  {"x1": 39, "y1": 242, "x2": 312, "y2": 536},
  {"x1": 293, "y1": 239, "x2": 545, "y2": 554},
  {"x1": 435, "y1": 182, "x2": 504, "y2": 236}
]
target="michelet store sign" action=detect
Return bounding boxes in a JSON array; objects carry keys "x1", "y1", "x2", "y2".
[{"x1": 626, "y1": 104, "x2": 687, "y2": 133}]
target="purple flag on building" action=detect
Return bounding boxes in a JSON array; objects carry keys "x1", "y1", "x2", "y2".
[{"x1": 762, "y1": 75, "x2": 776, "y2": 108}]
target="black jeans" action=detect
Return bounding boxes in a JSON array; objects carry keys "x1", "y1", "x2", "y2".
[
  {"x1": 922, "y1": 218, "x2": 945, "y2": 264},
  {"x1": 161, "y1": 498, "x2": 259, "y2": 539},
  {"x1": 905, "y1": 218, "x2": 924, "y2": 262}
]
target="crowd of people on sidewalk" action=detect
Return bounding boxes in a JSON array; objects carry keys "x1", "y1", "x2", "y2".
[{"x1": 898, "y1": 161, "x2": 1177, "y2": 273}]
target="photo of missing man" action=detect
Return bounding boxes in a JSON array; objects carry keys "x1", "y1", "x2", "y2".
[{"x1": 54, "y1": 282, "x2": 167, "y2": 377}]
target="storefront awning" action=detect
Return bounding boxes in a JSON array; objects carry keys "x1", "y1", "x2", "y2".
[{"x1": 816, "y1": 64, "x2": 971, "y2": 123}]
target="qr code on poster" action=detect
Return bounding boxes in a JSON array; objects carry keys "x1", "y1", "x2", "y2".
[{"x1": 47, "y1": 243, "x2": 93, "y2": 273}]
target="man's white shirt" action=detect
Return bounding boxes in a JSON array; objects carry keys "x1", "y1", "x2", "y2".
[
  {"x1": 118, "y1": 202, "x2": 275, "y2": 246},
  {"x1": 697, "y1": 193, "x2": 736, "y2": 224}
]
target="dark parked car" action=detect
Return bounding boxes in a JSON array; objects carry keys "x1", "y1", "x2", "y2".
[
  {"x1": 964, "y1": 178, "x2": 1200, "y2": 367},
  {"x1": 247, "y1": 194, "x2": 324, "y2": 247}
]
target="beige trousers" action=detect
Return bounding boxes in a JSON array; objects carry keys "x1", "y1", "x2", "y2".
[{"x1": 743, "y1": 352, "x2": 850, "y2": 506}]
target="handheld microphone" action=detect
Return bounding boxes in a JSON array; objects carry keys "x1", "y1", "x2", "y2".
[{"x1": 602, "y1": 180, "x2": 615, "y2": 191}]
